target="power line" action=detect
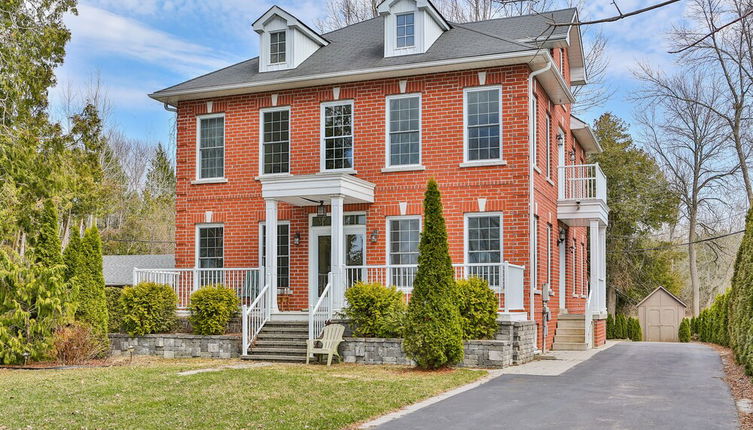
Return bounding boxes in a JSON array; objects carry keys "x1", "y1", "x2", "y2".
[
  {"x1": 624, "y1": 229, "x2": 745, "y2": 252},
  {"x1": 103, "y1": 238, "x2": 175, "y2": 244}
]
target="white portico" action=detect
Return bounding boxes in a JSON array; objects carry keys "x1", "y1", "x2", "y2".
[{"x1": 260, "y1": 173, "x2": 376, "y2": 313}]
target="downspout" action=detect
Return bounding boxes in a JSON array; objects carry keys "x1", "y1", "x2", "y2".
[
  {"x1": 163, "y1": 102, "x2": 177, "y2": 113},
  {"x1": 528, "y1": 60, "x2": 552, "y2": 345}
]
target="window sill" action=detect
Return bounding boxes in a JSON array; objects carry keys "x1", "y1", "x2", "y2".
[
  {"x1": 381, "y1": 165, "x2": 426, "y2": 173},
  {"x1": 316, "y1": 169, "x2": 357, "y2": 176},
  {"x1": 533, "y1": 166, "x2": 542, "y2": 174},
  {"x1": 191, "y1": 178, "x2": 228, "y2": 185},
  {"x1": 255, "y1": 173, "x2": 292, "y2": 180},
  {"x1": 546, "y1": 178, "x2": 555, "y2": 186},
  {"x1": 459, "y1": 160, "x2": 508, "y2": 168}
]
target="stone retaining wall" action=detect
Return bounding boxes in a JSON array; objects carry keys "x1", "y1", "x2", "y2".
[
  {"x1": 495, "y1": 320, "x2": 536, "y2": 364},
  {"x1": 109, "y1": 334, "x2": 241, "y2": 359},
  {"x1": 339, "y1": 338, "x2": 513, "y2": 368}
]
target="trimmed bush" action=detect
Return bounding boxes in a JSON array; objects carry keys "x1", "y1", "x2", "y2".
[
  {"x1": 614, "y1": 314, "x2": 626, "y2": 339},
  {"x1": 119, "y1": 282, "x2": 178, "y2": 336},
  {"x1": 694, "y1": 290, "x2": 730, "y2": 347},
  {"x1": 403, "y1": 179, "x2": 464, "y2": 369},
  {"x1": 628, "y1": 317, "x2": 642, "y2": 342},
  {"x1": 52, "y1": 322, "x2": 107, "y2": 364},
  {"x1": 74, "y1": 226, "x2": 109, "y2": 346},
  {"x1": 456, "y1": 277, "x2": 498, "y2": 340},
  {"x1": 106, "y1": 287, "x2": 123, "y2": 333},
  {"x1": 729, "y1": 208, "x2": 753, "y2": 373},
  {"x1": 606, "y1": 313, "x2": 615, "y2": 339},
  {"x1": 189, "y1": 285, "x2": 240, "y2": 335},
  {"x1": 343, "y1": 282, "x2": 406, "y2": 338},
  {"x1": 679, "y1": 318, "x2": 691, "y2": 343}
]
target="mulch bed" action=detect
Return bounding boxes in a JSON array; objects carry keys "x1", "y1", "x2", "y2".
[{"x1": 707, "y1": 342, "x2": 753, "y2": 429}]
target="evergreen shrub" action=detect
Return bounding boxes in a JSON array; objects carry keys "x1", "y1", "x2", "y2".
[
  {"x1": 343, "y1": 282, "x2": 406, "y2": 338},
  {"x1": 456, "y1": 277, "x2": 498, "y2": 340},
  {"x1": 189, "y1": 285, "x2": 240, "y2": 335},
  {"x1": 105, "y1": 287, "x2": 123, "y2": 333},
  {"x1": 606, "y1": 313, "x2": 615, "y2": 339},
  {"x1": 120, "y1": 282, "x2": 178, "y2": 336},
  {"x1": 679, "y1": 318, "x2": 691, "y2": 343}
]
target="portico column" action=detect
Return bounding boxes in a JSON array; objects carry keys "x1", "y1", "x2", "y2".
[
  {"x1": 330, "y1": 195, "x2": 345, "y2": 310},
  {"x1": 589, "y1": 220, "x2": 600, "y2": 315},
  {"x1": 265, "y1": 198, "x2": 279, "y2": 312},
  {"x1": 599, "y1": 223, "x2": 607, "y2": 313}
]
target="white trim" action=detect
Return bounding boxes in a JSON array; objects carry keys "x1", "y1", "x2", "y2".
[
  {"x1": 385, "y1": 215, "x2": 422, "y2": 267},
  {"x1": 545, "y1": 115, "x2": 552, "y2": 179},
  {"x1": 546, "y1": 223, "x2": 552, "y2": 297},
  {"x1": 258, "y1": 220, "x2": 291, "y2": 293},
  {"x1": 532, "y1": 95, "x2": 538, "y2": 169},
  {"x1": 462, "y1": 85, "x2": 504, "y2": 164},
  {"x1": 191, "y1": 178, "x2": 228, "y2": 185},
  {"x1": 259, "y1": 105, "x2": 291, "y2": 177},
  {"x1": 459, "y1": 160, "x2": 507, "y2": 168},
  {"x1": 385, "y1": 93, "x2": 422, "y2": 169},
  {"x1": 381, "y1": 165, "x2": 426, "y2": 173},
  {"x1": 463, "y1": 212, "x2": 504, "y2": 265},
  {"x1": 195, "y1": 113, "x2": 226, "y2": 181},
  {"x1": 320, "y1": 99, "x2": 355, "y2": 173},
  {"x1": 268, "y1": 30, "x2": 287, "y2": 66},
  {"x1": 195, "y1": 223, "x2": 224, "y2": 269}
]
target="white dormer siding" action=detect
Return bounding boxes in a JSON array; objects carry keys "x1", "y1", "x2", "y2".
[
  {"x1": 378, "y1": 0, "x2": 450, "y2": 58},
  {"x1": 253, "y1": 6, "x2": 328, "y2": 73}
]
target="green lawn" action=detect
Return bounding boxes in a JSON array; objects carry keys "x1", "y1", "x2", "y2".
[{"x1": 0, "y1": 359, "x2": 484, "y2": 429}]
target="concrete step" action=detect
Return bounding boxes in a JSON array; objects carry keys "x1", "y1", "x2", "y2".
[
  {"x1": 554, "y1": 334, "x2": 586, "y2": 343},
  {"x1": 257, "y1": 333, "x2": 309, "y2": 341},
  {"x1": 250, "y1": 346, "x2": 307, "y2": 355},
  {"x1": 551, "y1": 342, "x2": 589, "y2": 351},
  {"x1": 259, "y1": 326, "x2": 308, "y2": 333},
  {"x1": 264, "y1": 320, "x2": 308, "y2": 327},
  {"x1": 241, "y1": 354, "x2": 307, "y2": 363},
  {"x1": 254, "y1": 340, "x2": 307, "y2": 348},
  {"x1": 558, "y1": 314, "x2": 586, "y2": 321},
  {"x1": 556, "y1": 327, "x2": 586, "y2": 336}
]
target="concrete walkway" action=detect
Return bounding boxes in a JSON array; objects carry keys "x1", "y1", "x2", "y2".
[{"x1": 374, "y1": 342, "x2": 738, "y2": 429}]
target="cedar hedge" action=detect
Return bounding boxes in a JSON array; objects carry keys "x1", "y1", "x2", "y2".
[
  {"x1": 342, "y1": 282, "x2": 406, "y2": 338},
  {"x1": 105, "y1": 287, "x2": 123, "y2": 333},
  {"x1": 188, "y1": 285, "x2": 240, "y2": 335},
  {"x1": 119, "y1": 282, "x2": 178, "y2": 336},
  {"x1": 606, "y1": 313, "x2": 641, "y2": 341},
  {"x1": 456, "y1": 277, "x2": 498, "y2": 340},
  {"x1": 678, "y1": 318, "x2": 691, "y2": 343}
]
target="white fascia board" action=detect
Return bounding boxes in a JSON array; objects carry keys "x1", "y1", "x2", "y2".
[
  {"x1": 570, "y1": 117, "x2": 602, "y2": 153},
  {"x1": 252, "y1": 6, "x2": 328, "y2": 46},
  {"x1": 151, "y1": 50, "x2": 544, "y2": 105},
  {"x1": 534, "y1": 51, "x2": 576, "y2": 105},
  {"x1": 260, "y1": 174, "x2": 375, "y2": 204}
]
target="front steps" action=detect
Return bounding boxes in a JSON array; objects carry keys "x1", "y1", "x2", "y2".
[
  {"x1": 552, "y1": 314, "x2": 589, "y2": 351},
  {"x1": 241, "y1": 320, "x2": 308, "y2": 363}
]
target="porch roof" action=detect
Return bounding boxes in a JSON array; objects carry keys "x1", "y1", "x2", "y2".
[{"x1": 259, "y1": 173, "x2": 375, "y2": 206}]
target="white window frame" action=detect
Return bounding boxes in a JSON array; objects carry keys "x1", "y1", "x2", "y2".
[
  {"x1": 258, "y1": 221, "x2": 291, "y2": 292},
  {"x1": 545, "y1": 114, "x2": 552, "y2": 179},
  {"x1": 395, "y1": 12, "x2": 416, "y2": 49},
  {"x1": 533, "y1": 215, "x2": 539, "y2": 291},
  {"x1": 461, "y1": 85, "x2": 505, "y2": 167},
  {"x1": 320, "y1": 100, "x2": 355, "y2": 173},
  {"x1": 385, "y1": 215, "x2": 422, "y2": 264},
  {"x1": 195, "y1": 223, "x2": 224, "y2": 268},
  {"x1": 463, "y1": 212, "x2": 504, "y2": 265},
  {"x1": 572, "y1": 238, "x2": 578, "y2": 297},
  {"x1": 546, "y1": 223, "x2": 553, "y2": 296},
  {"x1": 195, "y1": 113, "x2": 226, "y2": 183},
  {"x1": 532, "y1": 95, "x2": 538, "y2": 170},
  {"x1": 259, "y1": 106, "x2": 292, "y2": 177},
  {"x1": 269, "y1": 30, "x2": 287, "y2": 65},
  {"x1": 384, "y1": 93, "x2": 423, "y2": 171}
]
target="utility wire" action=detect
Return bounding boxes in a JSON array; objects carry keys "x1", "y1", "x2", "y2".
[
  {"x1": 103, "y1": 238, "x2": 175, "y2": 244},
  {"x1": 623, "y1": 229, "x2": 745, "y2": 252}
]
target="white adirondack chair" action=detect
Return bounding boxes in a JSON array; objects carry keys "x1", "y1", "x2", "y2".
[{"x1": 306, "y1": 324, "x2": 345, "y2": 366}]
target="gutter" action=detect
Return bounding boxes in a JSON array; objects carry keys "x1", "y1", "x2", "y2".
[{"x1": 528, "y1": 59, "x2": 552, "y2": 333}]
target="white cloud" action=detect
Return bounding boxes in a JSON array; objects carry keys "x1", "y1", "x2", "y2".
[{"x1": 66, "y1": 4, "x2": 233, "y2": 75}]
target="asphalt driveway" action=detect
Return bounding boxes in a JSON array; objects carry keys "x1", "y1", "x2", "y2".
[{"x1": 377, "y1": 342, "x2": 738, "y2": 429}]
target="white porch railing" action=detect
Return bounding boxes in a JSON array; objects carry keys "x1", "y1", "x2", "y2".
[
  {"x1": 558, "y1": 163, "x2": 607, "y2": 202},
  {"x1": 584, "y1": 287, "x2": 594, "y2": 349},
  {"x1": 241, "y1": 281, "x2": 271, "y2": 355},
  {"x1": 344, "y1": 262, "x2": 525, "y2": 312},
  {"x1": 309, "y1": 272, "x2": 333, "y2": 340},
  {"x1": 133, "y1": 268, "x2": 262, "y2": 309}
]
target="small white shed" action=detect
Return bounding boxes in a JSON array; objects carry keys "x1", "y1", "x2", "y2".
[{"x1": 637, "y1": 287, "x2": 688, "y2": 342}]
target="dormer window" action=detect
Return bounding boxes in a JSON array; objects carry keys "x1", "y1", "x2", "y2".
[
  {"x1": 396, "y1": 13, "x2": 415, "y2": 48},
  {"x1": 270, "y1": 31, "x2": 286, "y2": 64}
]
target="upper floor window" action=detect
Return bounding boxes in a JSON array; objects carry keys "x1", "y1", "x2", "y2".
[
  {"x1": 464, "y1": 87, "x2": 502, "y2": 162},
  {"x1": 532, "y1": 95, "x2": 538, "y2": 168},
  {"x1": 270, "y1": 31, "x2": 286, "y2": 64},
  {"x1": 396, "y1": 13, "x2": 415, "y2": 48},
  {"x1": 545, "y1": 114, "x2": 552, "y2": 178},
  {"x1": 197, "y1": 114, "x2": 224, "y2": 180},
  {"x1": 321, "y1": 101, "x2": 353, "y2": 171},
  {"x1": 261, "y1": 107, "x2": 290, "y2": 175},
  {"x1": 387, "y1": 94, "x2": 421, "y2": 167}
]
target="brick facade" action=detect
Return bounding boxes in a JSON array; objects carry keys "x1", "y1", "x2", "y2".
[{"x1": 174, "y1": 55, "x2": 591, "y2": 349}]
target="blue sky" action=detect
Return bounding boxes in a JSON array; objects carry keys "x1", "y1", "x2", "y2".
[{"x1": 52, "y1": 0, "x2": 688, "y2": 147}]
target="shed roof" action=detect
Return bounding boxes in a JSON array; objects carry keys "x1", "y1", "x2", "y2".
[
  {"x1": 103, "y1": 255, "x2": 175, "y2": 286},
  {"x1": 636, "y1": 286, "x2": 688, "y2": 309}
]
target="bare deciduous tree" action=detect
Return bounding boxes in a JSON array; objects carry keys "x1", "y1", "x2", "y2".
[{"x1": 636, "y1": 70, "x2": 738, "y2": 316}]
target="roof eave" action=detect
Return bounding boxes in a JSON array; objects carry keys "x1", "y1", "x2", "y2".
[
  {"x1": 151, "y1": 50, "x2": 575, "y2": 106},
  {"x1": 570, "y1": 116, "x2": 602, "y2": 154}
]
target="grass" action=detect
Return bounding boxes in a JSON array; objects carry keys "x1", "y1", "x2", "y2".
[{"x1": 0, "y1": 358, "x2": 484, "y2": 429}]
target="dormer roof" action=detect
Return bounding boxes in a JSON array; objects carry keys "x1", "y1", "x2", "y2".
[{"x1": 251, "y1": 6, "x2": 328, "y2": 46}]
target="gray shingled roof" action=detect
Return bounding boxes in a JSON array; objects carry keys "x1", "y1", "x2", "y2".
[
  {"x1": 151, "y1": 8, "x2": 576, "y2": 97},
  {"x1": 103, "y1": 255, "x2": 175, "y2": 286}
]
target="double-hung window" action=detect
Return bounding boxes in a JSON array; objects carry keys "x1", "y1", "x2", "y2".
[
  {"x1": 396, "y1": 13, "x2": 414, "y2": 48},
  {"x1": 464, "y1": 87, "x2": 502, "y2": 162},
  {"x1": 197, "y1": 115, "x2": 224, "y2": 180},
  {"x1": 197, "y1": 224, "x2": 224, "y2": 287},
  {"x1": 261, "y1": 107, "x2": 290, "y2": 175},
  {"x1": 321, "y1": 101, "x2": 354, "y2": 171},
  {"x1": 388, "y1": 217, "x2": 420, "y2": 288},
  {"x1": 270, "y1": 31, "x2": 286, "y2": 64},
  {"x1": 260, "y1": 223, "x2": 290, "y2": 291},
  {"x1": 545, "y1": 114, "x2": 552, "y2": 178},
  {"x1": 466, "y1": 214, "x2": 503, "y2": 288},
  {"x1": 532, "y1": 96, "x2": 538, "y2": 168},
  {"x1": 387, "y1": 94, "x2": 421, "y2": 167}
]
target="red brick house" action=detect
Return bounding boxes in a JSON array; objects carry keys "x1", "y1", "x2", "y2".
[{"x1": 143, "y1": 1, "x2": 609, "y2": 357}]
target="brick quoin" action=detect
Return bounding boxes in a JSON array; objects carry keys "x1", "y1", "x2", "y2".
[{"x1": 174, "y1": 59, "x2": 590, "y2": 350}]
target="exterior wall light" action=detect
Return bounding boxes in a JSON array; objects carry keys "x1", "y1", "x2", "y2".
[
  {"x1": 569, "y1": 150, "x2": 576, "y2": 162},
  {"x1": 316, "y1": 201, "x2": 326, "y2": 217},
  {"x1": 294, "y1": 232, "x2": 300, "y2": 245},
  {"x1": 370, "y1": 229, "x2": 379, "y2": 243},
  {"x1": 557, "y1": 133, "x2": 564, "y2": 145}
]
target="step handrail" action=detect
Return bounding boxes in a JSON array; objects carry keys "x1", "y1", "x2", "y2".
[
  {"x1": 309, "y1": 273, "x2": 333, "y2": 340},
  {"x1": 242, "y1": 282, "x2": 271, "y2": 355}
]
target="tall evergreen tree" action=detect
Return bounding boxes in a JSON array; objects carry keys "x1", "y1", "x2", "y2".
[
  {"x1": 75, "y1": 226, "x2": 108, "y2": 344},
  {"x1": 144, "y1": 143, "x2": 176, "y2": 200},
  {"x1": 63, "y1": 228, "x2": 83, "y2": 282},
  {"x1": 31, "y1": 200, "x2": 63, "y2": 267},
  {"x1": 403, "y1": 179, "x2": 463, "y2": 369},
  {"x1": 729, "y1": 208, "x2": 753, "y2": 372}
]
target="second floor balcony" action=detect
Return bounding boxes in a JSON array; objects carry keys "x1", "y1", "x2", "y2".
[{"x1": 557, "y1": 163, "x2": 609, "y2": 226}]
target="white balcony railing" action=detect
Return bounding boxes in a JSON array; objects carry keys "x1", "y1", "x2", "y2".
[
  {"x1": 558, "y1": 163, "x2": 607, "y2": 202},
  {"x1": 344, "y1": 262, "x2": 525, "y2": 312},
  {"x1": 133, "y1": 268, "x2": 262, "y2": 309}
]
